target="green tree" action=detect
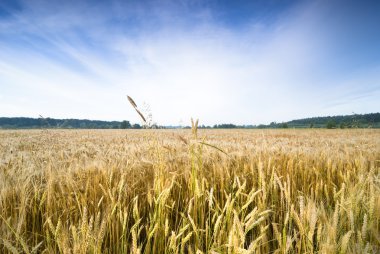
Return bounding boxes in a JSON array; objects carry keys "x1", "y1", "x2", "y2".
[
  {"x1": 120, "y1": 120, "x2": 131, "y2": 129},
  {"x1": 132, "y1": 123, "x2": 142, "y2": 129},
  {"x1": 326, "y1": 120, "x2": 336, "y2": 129}
]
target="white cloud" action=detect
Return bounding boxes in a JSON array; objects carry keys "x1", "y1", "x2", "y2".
[{"x1": 0, "y1": 0, "x2": 379, "y2": 125}]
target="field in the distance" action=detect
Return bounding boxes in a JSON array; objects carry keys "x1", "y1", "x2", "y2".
[{"x1": 1, "y1": 129, "x2": 379, "y2": 253}]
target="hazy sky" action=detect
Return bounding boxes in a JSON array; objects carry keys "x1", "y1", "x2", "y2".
[{"x1": 1, "y1": 0, "x2": 379, "y2": 125}]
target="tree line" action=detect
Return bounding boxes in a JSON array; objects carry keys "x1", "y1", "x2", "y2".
[
  {"x1": 0, "y1": 113, "x2": 379, "y2": 129},
  {"x1": 0, "y1": 118, "x2": 143, "y2": 129}
]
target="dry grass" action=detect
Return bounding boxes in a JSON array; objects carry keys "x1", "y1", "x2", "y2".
[{"x1": 0, "y1": 129, "x2": 379, "y2": 253}]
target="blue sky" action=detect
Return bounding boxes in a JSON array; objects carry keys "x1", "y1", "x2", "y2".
[{"x1": 0, "y1": 0, "x2": 379, "y2": 125}]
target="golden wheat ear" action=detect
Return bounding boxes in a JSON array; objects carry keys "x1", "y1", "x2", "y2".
[
  {"x1": 127, "y1": 95, "x2": 147, "y2": 124},
  {"x1": 191, "y1": 118, "x2": 199, "y2": 139},
  {"x1": 127, "y1": 95, "x2": 138, "y2": 108}
]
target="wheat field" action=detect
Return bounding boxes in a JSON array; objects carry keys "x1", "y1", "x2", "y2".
[{"x1": 0, "y1": 129, "x2": 379, "y2": 253}]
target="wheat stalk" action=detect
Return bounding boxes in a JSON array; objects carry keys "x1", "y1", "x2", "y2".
[{"x1": 126, "y1": 95, "x2": 147, "y2": 123}]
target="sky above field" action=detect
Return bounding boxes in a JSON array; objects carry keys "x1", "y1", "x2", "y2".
[{"x1": 0, "y1": 0, "x2": 379, "y2": 125}]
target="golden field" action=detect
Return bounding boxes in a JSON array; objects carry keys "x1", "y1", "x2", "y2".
[{"x1": 0, "y1": 129, "x2": 379, "y2": 253}]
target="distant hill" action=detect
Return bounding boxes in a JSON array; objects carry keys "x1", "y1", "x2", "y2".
[
  {"x1": 284, "y1": 113, "x2": 380, "y2": 128},
  {"x1": 213, "y1": 113, "x2": 380, "y2": 129},
  {"x1": 0, "y1": 113, "x2": 379, "y2": 129},
  {"x1": 255, "y1": 113, "x2": 380, "y2": 129}
]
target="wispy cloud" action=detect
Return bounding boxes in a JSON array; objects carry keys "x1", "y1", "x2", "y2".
[{"x1": 0, "y1": 0, "x2": 379, "y2": 125}]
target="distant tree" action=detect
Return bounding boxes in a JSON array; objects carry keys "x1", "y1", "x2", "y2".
[
  {"x1": 309, "y1": 123, "x2": 314, "y2": 128},
  {"x1": 326, "y1": 120, "x2": 336, "y2": 129},
  {"x1": 61, "y1": 120, "x2": 70, "y2": 128},
  {"x1": 339, "y1": 122, "x2": 345, "y2": 129},
  {"x1": 213, "y1": 124, "x2": 237, "y2": 129},
  {"x1": 281, "y1": 123, "x2": 288, "y2": 128},
  {"x1": 120, "y1": 120, "x2": 131, "y2": 129},
  {"x1": 132, "y1": 123, "x2": 142, "y2": 129}
]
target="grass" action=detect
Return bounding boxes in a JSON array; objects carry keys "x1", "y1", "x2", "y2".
[{"x1": 0, "y1": 129, "x2": 379, "y2": 253}]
